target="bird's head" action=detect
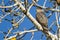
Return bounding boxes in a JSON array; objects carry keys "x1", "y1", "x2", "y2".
[{"x1": 36, "y1": 7, "x2": 43, "y2": 13}]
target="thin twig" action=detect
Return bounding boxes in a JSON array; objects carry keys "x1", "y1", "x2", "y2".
[
  {"x1": 30, "y1": 32, "x2": 34, "y2": 40},
  {"x1": 43, "y1": 0, "x2": 47, "y2": 8}
]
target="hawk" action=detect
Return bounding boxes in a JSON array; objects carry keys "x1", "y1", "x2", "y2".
[{"x1": 36, "y1": 7, "x2": 48, "y2": 30}]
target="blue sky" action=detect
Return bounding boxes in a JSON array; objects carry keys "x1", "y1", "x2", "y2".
[{"x1": 0, "y1": 0, "x2": 58, "y2": 40}]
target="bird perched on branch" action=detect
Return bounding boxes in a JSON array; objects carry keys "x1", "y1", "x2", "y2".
[{"x1": 36, "y1": 7, "x2": 48, "y2": 30}]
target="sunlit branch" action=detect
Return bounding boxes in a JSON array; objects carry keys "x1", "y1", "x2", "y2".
[
  {"x1": 0, "y1": 2, "x2": 18, "y2": 8},
  {"x1": 30, "y1": 32, "x2": 34, "y2": 40},
  {"x1": 0, "y1": 13, "x2": 10, "y2": 19},
  {"x1": 33, "y1": 0, "x2": 60, "y2": 12},
  {"x1": 5, "y1": 29, "x2": 38, "y2": 40},
  {"x1": 48, "y1": 20, "x2": 56, "y2": 30},
  {"x1": 55, "y1": 5, "x2": 60, "y2": 28},
  {"x1": 4, "y1": 28, "x2": 13, "y2": 39},
  {"x1": 0, "y1": 13, "x2": 10, "y2": 23},
  {"x1": 17, "y1": 14, "x2": 25, "y2": 24},
  {"x1": 43, "y1": 0, "x2": 47, "y2": 8},
  {"x1": 27, "y1": 3, "x2": 34, "y2": 12}
]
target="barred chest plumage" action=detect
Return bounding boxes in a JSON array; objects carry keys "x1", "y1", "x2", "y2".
[{"x1": 36, "y1": 8, "x2": 48, "y2": 28}]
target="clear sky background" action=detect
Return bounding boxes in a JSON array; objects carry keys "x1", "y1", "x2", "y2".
[{"x1": 0, "y1": 0, "x2": 58, "y2": 40}]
